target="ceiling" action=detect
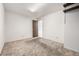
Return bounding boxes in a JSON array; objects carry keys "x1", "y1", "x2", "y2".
[{"x1": 4, "y1": 3, "x2": 64, "y2": 19}]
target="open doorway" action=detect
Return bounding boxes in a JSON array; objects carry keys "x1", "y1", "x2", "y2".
[
  {"x1": 32, "y1": 20, "x2": 43, "y2": 38},
  {"x1": 32, "y1": 20, "x2": 38, "y2": 37}
]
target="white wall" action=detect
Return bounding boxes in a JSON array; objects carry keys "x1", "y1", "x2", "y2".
[
  {"x1": 65, "y1": 9, "x2": 79, "y2": 52},
  {"x1": 0, "y1": 3, "x2": 5, "y2": 53},
  {"x1": 40, "y1": 11, "x2": 64, "y2": 43},
  {"x1": 5, "y1": 11, "x2": 32, "y2": 42},
  {"x1": 38, "y1": 20, "x2": 43, "y2": 37}
]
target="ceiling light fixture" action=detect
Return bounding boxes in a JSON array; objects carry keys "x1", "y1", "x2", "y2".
[{"x1": 27, "y1": 3, "x2": 46, "y2": 12}]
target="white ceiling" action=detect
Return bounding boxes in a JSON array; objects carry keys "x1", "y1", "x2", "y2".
[{"x1": 4, "y1": 3, "x2": 64, "y2": 19}]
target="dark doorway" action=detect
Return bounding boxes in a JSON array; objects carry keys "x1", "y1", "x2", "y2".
[{"x1": 32, "y1": 20, "x2": 38, "y2": 37}]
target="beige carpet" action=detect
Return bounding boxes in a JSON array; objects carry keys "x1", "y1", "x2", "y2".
[{"x1": 1, "y1": 38, "x2": 79, "y2": 56}]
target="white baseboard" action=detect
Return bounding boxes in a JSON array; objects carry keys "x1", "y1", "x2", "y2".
[
  {"x1": 41, "y1": 37, "x2": 64, "y2": 44},
  {"x1": 5, "y1": 37, "x2": 33, "y2": 43},
  {"x1": 5, "y1": 36, "x2": 40, "y2": 43},
  {"x1": 64, "y1": 46, "x2": 79, "y2": 52}
]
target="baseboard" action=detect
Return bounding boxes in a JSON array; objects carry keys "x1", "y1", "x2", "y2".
[
  {"x1": 41, "y1": 37, "x2": 64, "y2": 44},
  {"x1": 5, "y1": 37, "x2": 32, "y2": 43},
  {"x1": 5, "y1": 36, "x2": 40, "y2": 43},
  {"x1": 32, "y1": 37, "x2": 40, "y2": 39},
  {"x1": 64, "y1": 46, "x2": 79, "y2": 53}
]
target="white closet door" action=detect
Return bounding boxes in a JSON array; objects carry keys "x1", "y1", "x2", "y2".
[{"x1": 64, "y1": 9, "x2": 79, "y2": 52}]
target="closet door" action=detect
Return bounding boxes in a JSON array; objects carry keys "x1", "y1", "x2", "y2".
[{"x1": 64, "y1": 8, "x2": 79, "y2": 52}]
